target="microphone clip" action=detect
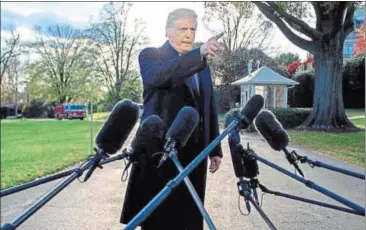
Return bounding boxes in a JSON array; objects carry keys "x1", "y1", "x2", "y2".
[
  {"x1": 153, "y1": 138, "x2": 176, "y2": 168},
  {"x1": 237, "y1": 143, "x2": 259, "y2": 179},
  {"x1": 283, "y1": 149, "x2": 305, "y2": 177},
  {"x1": 237, "y1": 177, "x2": 260, "y2": 214},
  {"x1": 231, "y1": 111, "x2": 250, "y2": 130},
  {"x1": 83, "y1": 148, "x2": 110, "y2": 182}
]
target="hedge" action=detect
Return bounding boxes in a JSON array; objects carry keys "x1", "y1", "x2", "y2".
[
  {"x1": 22, "y1": 100, "x2": 56, "y2": 118},
  {"x1": 224, "y1": 107, "x2": 312, "y2": 131},
  {"x1": 267, "y1": 107, "x2": 312, "y2": 129},
  {"x1": 343, "y1": 54, "x2": 365, "y2": 108},
  {"x1": 287, "y1": 55, "x2": 365, "y2": 108},
  {"x1": 288, "y1": 70, "x2": 315, "y2": 108}
]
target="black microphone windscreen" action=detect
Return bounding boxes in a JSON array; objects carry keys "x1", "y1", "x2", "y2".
[
  {"x1": 95, "y1": 99, "x2": 139, "y2": 154},
  {"x1": 166, "y1": 106, "x2": 199, "y2": 148},
  {"x1": 254, "y1": 110, "x2": 289, "y2": 151},
  {"x1": 131, "y1": 115, "x2": 165, "y2": 155},
  {"x1": 240, "y1": 94, "x2": 264, "y2": 125}
]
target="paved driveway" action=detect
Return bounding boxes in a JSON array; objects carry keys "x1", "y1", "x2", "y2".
[{"x1": 1, "y1": 129, "x2": 365, "y2": 230}]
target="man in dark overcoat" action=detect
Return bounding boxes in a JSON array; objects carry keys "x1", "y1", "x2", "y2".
[{"x1": 120, "y1": 8, "x2": 225, "y2": 230}]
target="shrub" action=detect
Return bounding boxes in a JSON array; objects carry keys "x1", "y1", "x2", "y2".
[
  {"x1": 23, "y1": 100, "x2": 56, "y2": 118},
  {"x1": 271, "y1": 65, "x2": 291, "y2": 79},
  {"x1": 224, "y1": 107, "x2": 312, "y2": 131},
  {"x1": 289, "y1": 70, "x2": 315, "y2": 108},
  {"x1": 268, "y1": 107, "x2": 312, "y2": 129},
  {"x1": 223, "y1": 107, "x2": 256, "y2": 132},
  {"x1": 216, "y1": 86, "x2": 240, "y2": 113},
  {"x1": 287, "y1": 55, "x2": 365, "y2": 109},
  {"x1": 343, "y1": 54, "x2": 365, "y2": 108}
]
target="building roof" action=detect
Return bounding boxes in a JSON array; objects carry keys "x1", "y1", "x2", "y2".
[{"x1": 231, "y1": 66, "x2": 299, "y2": 86}]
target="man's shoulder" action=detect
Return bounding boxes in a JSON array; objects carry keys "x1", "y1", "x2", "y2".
[{"x1": 139, "y1": 46, "x2": 162, "y2": 57}]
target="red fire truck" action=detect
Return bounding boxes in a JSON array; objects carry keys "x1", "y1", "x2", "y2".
[{"x1": 54, "y1": 103, "x2": 87, "y2": 120}]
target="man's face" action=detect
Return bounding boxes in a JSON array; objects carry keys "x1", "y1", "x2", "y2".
[{"x1": 167, "y1": 17, "x2": 197, "y2": 54}]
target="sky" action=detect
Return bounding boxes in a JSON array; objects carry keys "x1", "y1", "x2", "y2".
[{"x1": 1, "y1": 1, "x2": 311, "y2": 60}]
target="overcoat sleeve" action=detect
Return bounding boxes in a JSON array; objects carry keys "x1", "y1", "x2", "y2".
[
  {"x1": 208, "y1": 80, "x2": 223, "y2": 158},
  {"x1": 138, "y1": 47, "x2": 207, "y2": 89}
]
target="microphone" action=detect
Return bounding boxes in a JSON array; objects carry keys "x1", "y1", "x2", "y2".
[
  {"x1": 165, "y1": 106, "x2": 199, "y2": 149},
  {"x1": 254, "y1": 110, "x2": 304, "y2": 177},
  {"x1": 228, "y1": 142, "x2": 259, "y2": 179},
  {"x1": 225, "y1": 94, "x2": 264, "y2": 178},
  {"x1": 95, "y1": 99, "x2": 140, "y2": 155},
  {"x1": 239, "y1": 95, "x2": 265, "y2": 127},
  {"x1": 84, "y1": 99, "x2": 139, "y2": 182},
  {"x1": 157, "y1": 106, "x2": 199, "y2": 167},
  {"x1": 129, "y1": 114, "x2": 165, "y2": 165},
  {"x1": 225, "y1": 95, "x2": 265, "y2": 130}
]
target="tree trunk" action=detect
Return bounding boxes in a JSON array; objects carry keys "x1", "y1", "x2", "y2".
[
  {"x1": 59, "y1": 97, "x2": 66, "y2": 104},
  {"x1": 112, "y1": 81, "x2": 123, "y2": 104},
  {"x1": 298, "y1": 35, "x2": 359, "y2": 132}
]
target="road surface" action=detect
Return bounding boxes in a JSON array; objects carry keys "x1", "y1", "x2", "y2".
[{"x1": 1, "y1": 128, "x2": 365, "y2": 230}]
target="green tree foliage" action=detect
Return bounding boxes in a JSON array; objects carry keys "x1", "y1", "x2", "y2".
[
  {"x1": 26, "y1": 24, "x2": 97, "y2": 104},
  {"x1": 275, "y1": 52, "x2": 300, "y2": 67}
]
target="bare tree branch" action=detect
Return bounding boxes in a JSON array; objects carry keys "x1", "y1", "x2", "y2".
[
  {"x1": 310, "y1": 2, "x2": 323, "y2": 31},
  {"x1": 323, "y1": 2, "x2": 352, "y2": 40},
  {"x1": 266, "y1": 2, "x2": 322, "y2": 40},
  {"x1": 342, "y1": 5, "x2": 356, "y2": 38},
  {"x1": 87, "y1": 2, "x2": 147, "y2": 103},
  {"x1": 1, "y1": 32, "x2": 21, "y2": 83},
  {"x1": 27, "y1": 24, "x2": 94, "y2": 103},
  {"x1": 253, "y1": 2, "x2": 313, "y2": 53}
]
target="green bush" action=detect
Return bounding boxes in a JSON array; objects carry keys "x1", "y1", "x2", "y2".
[
  {"x1": 271, "y1": 65, "x2": 291, "y2": 79},
  {"x1": 268, "y1": 107, "x2": 312, "y2": 129},
  {"x1": 289, "y1": 70, "x2": 315, "y2": 108},
  {"x1": 343, "y1": 54, "x2": 365, "y2": 108},
  {"x1": 223, "y1": 107, "x2": 254, "y2": 131},
  {"x1": 23, "y1": 100, "x2": 56, "y2": 118},
  {"x1": 287, "y1": 55, "x2": 365, "y2": 109},
  {"x1": 224, "y1": 107, "x2": 312, "y2": 131}
]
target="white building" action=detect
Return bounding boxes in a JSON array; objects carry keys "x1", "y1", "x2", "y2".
[{"x1": 231, "y1": 66, "x2": 299, "y2": 109}]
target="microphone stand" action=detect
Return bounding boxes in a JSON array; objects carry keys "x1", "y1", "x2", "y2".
[
  {"x1": 234, "y1": 143, "x2": 278, "y2": 230},
  {"x1": 237, "y1": 178, "x2": 277, "y2": 230},
  {"x1": 290, "y1": 151, "x2": 365, "y2": 180},
  {"x1": 257, "y1": 184, "x2": 364, "y2": 216},
  {"x1": 1, "y1": 148, "x2": 131, "y2": 230},
  {"x1": 124, "y1": 117, "x2": 242, "y2": 230},
  {"x1": 255, "y1": 154, "x2": 365, "y2": 215},
  {"x1": 234, "y1": 144, "x2": 364, "y2": 217},
  {"x1": 0, "y1": 149, "x2": 131, "y2": 197},
  {"x1": 156, "y1": 139, "x2": 217, "y2": 230}
]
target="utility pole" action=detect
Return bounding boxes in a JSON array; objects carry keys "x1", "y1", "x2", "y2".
[{"x1": 90, "y1": 99, "x2": 94, "y2": 155}]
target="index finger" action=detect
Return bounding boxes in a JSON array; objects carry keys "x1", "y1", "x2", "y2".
[{"x1": 212, "y1": 32, "x2": 224, "y2": 41}]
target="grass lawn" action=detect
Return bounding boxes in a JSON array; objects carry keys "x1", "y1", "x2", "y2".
[
  {"x1": 218, "y1": 111, "x2": 364, "y2": 168},
  {"x1": 351, "y1": 118, "x2": 365, "y2": 128},
  {"x1": 1, "y1": 119, "x2": 103, "y2": 189},
  {"x1": 218, "y1": 114, "x2": 225, "y2": 125},
  {"x1": 345, "y1": 108, "x2": 365, "y2": 117},
  {"x1": 1, "y1": 109, "x2": 364, "y2": 190},
  {"x1": 288, "y1": 130, "x2": 365, "y2": 168},
  {"x1": 86, "y1": 112, "x2": 110, "y2": 121},
  {"x1": 88, "y1": 109, "x2": 364, "y2": 123}
]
